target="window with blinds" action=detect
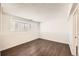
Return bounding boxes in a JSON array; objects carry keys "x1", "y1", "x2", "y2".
[{"x1": 15, "y1": 20, "x2": 31, "y2": 32}]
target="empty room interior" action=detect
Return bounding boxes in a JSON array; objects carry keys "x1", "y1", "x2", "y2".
[{"x1": 0, "y1": 3, "x2": 79, "y2": 56}]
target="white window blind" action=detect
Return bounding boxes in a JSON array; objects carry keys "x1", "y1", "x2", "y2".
[{"x1": 15, "y1": 20, "x2": 31, "y2": 32}]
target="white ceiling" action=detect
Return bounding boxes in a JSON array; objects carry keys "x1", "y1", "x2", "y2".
[{"x1": 1, "y1": 3, "x2": 72, "y2": 22}]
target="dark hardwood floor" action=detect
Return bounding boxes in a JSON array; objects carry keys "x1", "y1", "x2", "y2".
[
  {"x1": 76, "y1": 46, "x2": 78, "y2": 56},
  {"x1": 1, "y1": 38, "x2": 72, "y2": 56},
  {"x1": 0, "y1": 52, "x2": 1, "y2": 56}
]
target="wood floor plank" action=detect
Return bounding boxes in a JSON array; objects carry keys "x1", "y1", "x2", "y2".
[
  {"x1": 0, "y1": 51, "x2": 1, "y2": 56},
  {"x1": 1, "y1": 38, "x2": 72, "y2": 56}
]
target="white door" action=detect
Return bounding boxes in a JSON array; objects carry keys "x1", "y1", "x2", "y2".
[
  {"x1": 73, "y1": 6, "x2": 79, "y2": 56},
  {"x1": 70, "y1": 10, "x2": 77, "y2": 56},
  {"x1": 68, "y1": 4, "x2": 79, "y2": 56},
  {"x1": 77, "y1": 6, "x2": 79, "y2": 56}
]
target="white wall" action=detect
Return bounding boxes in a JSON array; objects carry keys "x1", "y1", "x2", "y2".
[
  {"x1": 0, "y1": 12, "x2": 40, "y2": 51},
  {"x1": 0, "y1": 32, "x2": 39, "y2": 51},
  {"x1": 78, "y1": 6, "x2": 79, "y2": 56},
  {"x1": 0, "y1": 4, "x2": 1, "y2": 32},
  {"x1": 40, "y1": 19, "x2": 68, "y2": 44}
]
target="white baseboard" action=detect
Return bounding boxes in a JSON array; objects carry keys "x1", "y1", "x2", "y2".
[{"x1": 40, "y1": 33, "x2": 68, "y2": 44}]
